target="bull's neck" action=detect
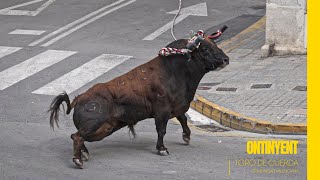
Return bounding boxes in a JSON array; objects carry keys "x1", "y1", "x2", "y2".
[
  {"x1": 185, "y1": 61, "x2": 207, "y2": 95},
  {"x1": 161, "y1": 55, "x2": 207, "y2": 99}
]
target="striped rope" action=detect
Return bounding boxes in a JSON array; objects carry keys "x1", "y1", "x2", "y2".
[{"x1": 158, "y1": 47, "x2": 190, "y2": 56}]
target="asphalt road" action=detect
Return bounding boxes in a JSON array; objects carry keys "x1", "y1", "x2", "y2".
[{"x1": 0, "y1": 0, "x2": 306, "y2": 179}]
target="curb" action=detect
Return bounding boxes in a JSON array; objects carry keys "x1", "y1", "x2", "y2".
[
  {"x1": 191, "y1": 16, "x2": 307, "y2": 135},
  {"x1": 190, "y1": 95, "x2": 306, "y2": 135}
]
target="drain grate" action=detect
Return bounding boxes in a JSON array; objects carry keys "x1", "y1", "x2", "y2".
[
  {"x1": 199, "y1": 82, "x2": 221, "y2": 86},
  {"x1": 197, "y1": 82, "x2": 221, "y2": 91},
  {"x1": 292, "y1": 86, "x2": 307, "y2": 91},
  {"x1": 216, "y1": 87, "x2": 237, "y2": 92},
  {"x1": 197, "y1": 86, "x2": 211, "y2": 90},
  {"x1": 196, "y1": 125, "x2": 229, "y2": 132},
  {"x1": 251, "y1": 84, "x2": 272, "y2": 89}
]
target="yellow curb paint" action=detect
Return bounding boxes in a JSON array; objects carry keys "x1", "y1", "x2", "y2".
[
  {"x1": 191, "y1": 95, "x2": 307, "y2": 134},
  {"x1": 218, "y1": 16, "x2": 266, "y2": 49}
]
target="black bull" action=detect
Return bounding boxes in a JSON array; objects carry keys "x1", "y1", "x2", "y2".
[{"x1": 49, "y1": 37, "x2": 229, "y2": 168}]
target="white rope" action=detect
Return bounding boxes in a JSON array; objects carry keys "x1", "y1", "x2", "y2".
[{"x1": 170, "y1": 0, "x2": 182, "y2": 41}]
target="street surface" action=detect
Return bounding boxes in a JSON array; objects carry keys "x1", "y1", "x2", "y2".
[{"x1": 0, "y1": 0, "x2": 306, "y2": 179}]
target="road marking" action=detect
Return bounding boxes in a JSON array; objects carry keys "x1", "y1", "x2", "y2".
[
  {"x1": 143, "y1": 14, "x2": 189, "y2": 41},
  {"x1": 143, "y1": 2, "x2": 207, "y2": 40},
  {"x1": 0, "y1": 46, "x2": 22, "y2": 59},
  {"x1": 0, "y1": 50, "x2": 76, "y2": 90},
  {"x1": 28, "y1": 0, "x2": 127, "y2": 46},
  {"x1": 9, "y1": 29, "x2": 46, "y2": 35},
  {"x1": 32, "y1": 54, "x2": 132, "y2": 95},
  {"x1": 0, "y1": 0, "x2": 55, "y2": 16},
  {"x1": 41, "y1": 0, "x2": 136, "y2": 47}
]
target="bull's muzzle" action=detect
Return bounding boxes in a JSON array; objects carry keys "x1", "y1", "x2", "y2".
[{"x1": 223, "y1": 56, "x2": 230, "y2": 65}]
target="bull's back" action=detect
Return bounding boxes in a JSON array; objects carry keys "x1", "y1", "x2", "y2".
[
  {"x1": 105, "y1": 57, "x2": 164, "y2": 102},
  {"x1": 75, "y1": 57, "x2": 163, "y2": 121}
]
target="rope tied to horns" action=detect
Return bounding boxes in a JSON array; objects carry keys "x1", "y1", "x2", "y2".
[{"x1": 158, "y1": 30, "x2": 205, "y2": 57}]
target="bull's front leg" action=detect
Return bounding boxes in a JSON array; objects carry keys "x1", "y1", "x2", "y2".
[
  {"x1": 177, "y1": 114, "x2": 191, "y2": 144},
  {"x1": 155, "y1": 113, "x2": 170, "y2": 156}
]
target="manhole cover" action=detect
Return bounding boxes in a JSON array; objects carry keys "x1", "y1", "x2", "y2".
[
  {"x1": 251, "y1": 84, "x2": 272, "y2": 89},
  {"x1": 216, "y1": 87, "x2": 237, "y2": 92},
  {"x1": 292, "y1": 86, "x2": 307, "y2": 91},
  {"x1": 196, "y1": 125, "x2": 229, "y2": 132}
]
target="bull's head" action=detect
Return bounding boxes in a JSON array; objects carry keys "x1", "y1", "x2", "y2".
[
  {"x1": 163, "y1": 26, "x2": 229, "y2": 72},
  {"x1": 190, "y1": 33, "x2": 228, "y2": 72},
  {"x1": 187, "y1": 27, "x2": 229, "y2": 72}
]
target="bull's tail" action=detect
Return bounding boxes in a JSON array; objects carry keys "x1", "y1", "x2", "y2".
[{"x1": 48, "y1": 92, "x2": 73, "y2": 130}]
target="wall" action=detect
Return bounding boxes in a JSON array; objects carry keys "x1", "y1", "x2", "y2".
[{"x1": 261, "y1": 0, "x2": 307, "y2": 56}]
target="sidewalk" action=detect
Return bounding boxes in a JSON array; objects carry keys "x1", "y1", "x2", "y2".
[{"x1": 192, "y1": 17, "x2": 307, "y2": 134}]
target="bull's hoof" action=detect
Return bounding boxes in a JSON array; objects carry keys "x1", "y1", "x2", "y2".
[
  {"x1": 182, "y1": 133, "x2": 190, "y2": 145},
  {"x1": 81, "y1": 150, "x2": 89, "y2": 162},
  {"x1": 158, "y1": 149, "x2": 170, "y2": 156},
  {"x1": 73, "y1": 158, "x2": 83, "y2": 169},
  {"x1": 183, "y1": 136, "x2": 190, "y2": 145}
]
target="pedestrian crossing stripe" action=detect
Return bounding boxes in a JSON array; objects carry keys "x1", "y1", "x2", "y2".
[
  {"x1": 0, "y1": 46, "x2": 22, "y2": 59},
  {"x1": 0, "y1": 50, "x2": 76, "y2": 90},
  {"x1": 32, "y1": 54, "x2": 132, "y2": 95},
  {"x1": 0, "y1": 46, "x2": 132, "y2": 94}
]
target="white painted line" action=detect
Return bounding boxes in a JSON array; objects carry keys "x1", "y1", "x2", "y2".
[
  {"x1": 0, "y1": 46, "x2": 22, "y2": 59},
  {"x1": 166, "y1": 2, "x2": 208, "y2": 16},
  {"x1": 9, "y1": 29, "x2": 46, "y2": 35},
  {"x1": 143, "y1": 2, "x2": 207, "y2": 40},
  {"x1": 0, "y1": 50, "x2": 76, "y2": 90},
  {"x1": 143, "y1": 14, "x2": 189, "y2": 41},
  {"x1": 0, "y1": 0, "x2": 55, "y2": 16},
  {"x1": 31, "y1": 0, "x2": 55, "y2": 16},
  {"x1": 28, "y1": 0, "x2": 127, "y2": 46},
  {"x1": 41, "y1": 0, "x2": 136, "y2": 47},
  {"x1": 32, "y1": 54, "x2": 132, "y2": 95}
]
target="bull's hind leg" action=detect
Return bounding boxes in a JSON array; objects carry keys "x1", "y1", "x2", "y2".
[
  {"x1": 71, "y1": 133, "x2": 90, "y2": 162},
  {"x1": 177, "y1": 114, "x2": 191, "y2": 144},
  {"x1": 155, "y1": 113, "x2": 170, "y2": 156},
  {"x1": 70, "y1": 122, "x2": 116, "y2": 167},
  {"x1": 70, "y1": 132, "x2": 85, "y2": 168},
  {"x1": 80, "y1": 144, "x2": 89, "y2": 161}
]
